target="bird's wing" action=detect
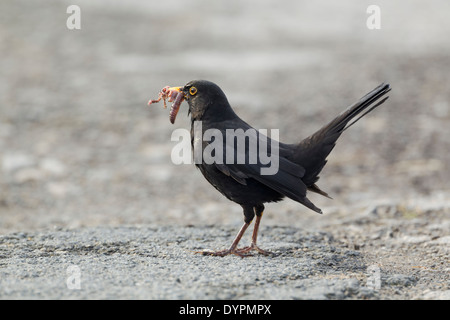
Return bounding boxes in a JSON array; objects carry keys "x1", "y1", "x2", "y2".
[{"x1": 208, "y1": 128, "x2": 322, "y2": 213}]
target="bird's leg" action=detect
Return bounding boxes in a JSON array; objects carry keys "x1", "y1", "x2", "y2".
[
  {"x1": 196, "y1": 205, "x2": 256, "y2": 257},
  {"x1": 196, "y1": 221, "x2": 252, "y2": 257},
  {"x1": 235, "y1": 204, "x2": 272, "y2": 255}
]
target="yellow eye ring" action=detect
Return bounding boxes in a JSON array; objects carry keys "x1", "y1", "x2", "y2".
[{"x1": 189, "y1": 86, "x2": 197, "y2": 96}]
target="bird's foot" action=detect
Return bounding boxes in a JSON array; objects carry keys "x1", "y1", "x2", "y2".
[
  {"x1": 235, "y1": 243, "x2": 272, "y2": 256},
  {"x1": 195, "y1": 248, "x2": 253, "y2": 257},
  {"x1": 196, "y1": 243, "x2": 273, "y2": 257}
]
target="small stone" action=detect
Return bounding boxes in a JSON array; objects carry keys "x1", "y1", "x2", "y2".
[
  {"x1": 420, "y1": 290, "x2": 450, "y2": 300},
  {"x1": 384, "y1": 274, "x2": 416, "y2": 287},
  {"x1": 14, "y1": 168, "x2": 44, "y2": 183},
  {"x1": 1, "y1": 153, "x2": 35, "y2": 173},
  {"x1": 46, "y1": 182, "x2": 76, "y2": 198},
  {"x1": 40, "y1": 158, "x2": 67, "y2": 177}
]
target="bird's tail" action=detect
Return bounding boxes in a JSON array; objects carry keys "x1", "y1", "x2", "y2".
[
  {"x1": 329, "y1": 83, "x2": 391, "y2": 133},
  {"x1": 292, "y1": 83, "x2": 391, "y2": 187}
]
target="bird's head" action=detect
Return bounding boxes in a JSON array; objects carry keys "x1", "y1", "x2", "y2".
[{"x1": 163, "y1": 80, "x2": 236, "y2": 124}]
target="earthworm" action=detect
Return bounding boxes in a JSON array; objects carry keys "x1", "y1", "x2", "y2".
[
  {"x1": 169, "y1": 91, "x2": 185, "y2": 124},
  {"x1": 148, "y1": 86, "x2": 185, "y2": 124}
]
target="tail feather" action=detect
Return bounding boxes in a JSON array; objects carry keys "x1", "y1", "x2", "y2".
[
  {"x1": 329, "y1": 83, "x2": 391, "y2": 134},
  {"x1": 292, "y1": 83, "x2": 391, "y2": 187},
  {"x1": 308, "y1": 183, "x2": 333, "y2": 199}
]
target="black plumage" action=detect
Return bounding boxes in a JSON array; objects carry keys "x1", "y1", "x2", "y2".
[{"x1": 168, "y1": 80, "x2": 391, "y2": 256}]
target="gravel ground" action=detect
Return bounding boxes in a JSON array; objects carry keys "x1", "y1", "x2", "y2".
[
  {"x1": 1, "y1": 208, "x2": 449, "y2": 299},
  {"x1": 0, "y1": 0, "x2": 449, "y2": 299}
]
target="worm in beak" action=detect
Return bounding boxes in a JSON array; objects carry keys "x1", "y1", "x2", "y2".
[{"x1": 148, "y1": 86, "x2": 185, "y2": 124}]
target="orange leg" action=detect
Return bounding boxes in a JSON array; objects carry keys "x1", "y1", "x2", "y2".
[
  {"x1": 235, "y1": 214, "x2": 272, "y2": 255},
  {"x1": 196, "y1": 222, "x2": 252, "y2": 257}
]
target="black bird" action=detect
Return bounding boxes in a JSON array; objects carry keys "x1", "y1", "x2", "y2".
[{"x1": 152, "y1": 80, "x2": 391, "y2": 256}]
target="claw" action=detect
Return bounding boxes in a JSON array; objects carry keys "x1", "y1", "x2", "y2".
[
  {"x1": 235, "y1": 243, "x2": 272, "y2": 256},
  {"x1": 195, "y1": 248, "x2": 253, "y2": 258},
  {"x1": 195, "y1": 244, "x2": 273, "y2": 257}
]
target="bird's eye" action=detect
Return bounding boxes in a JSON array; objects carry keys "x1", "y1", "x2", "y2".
[{"x1": 189, "y1": 87, "x2": 197, "y2": 96}]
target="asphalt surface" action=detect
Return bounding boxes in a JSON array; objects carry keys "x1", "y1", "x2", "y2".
[{"x1": 0, "y1": 0, "x2": 449, "y2": 299}]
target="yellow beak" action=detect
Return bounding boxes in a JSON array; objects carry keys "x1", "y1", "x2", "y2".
[{"x1": 169, "y1": 86, "x2": 183, "y2": 92}]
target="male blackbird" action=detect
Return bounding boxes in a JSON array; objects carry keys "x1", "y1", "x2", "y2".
[{"x1": 154, "y1": 80, "x2": 391, "y2": 257}]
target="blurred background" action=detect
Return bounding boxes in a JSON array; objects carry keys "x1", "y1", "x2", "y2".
[{"x1": 1, "y1": 0, "x2": 449, "y2": 233}]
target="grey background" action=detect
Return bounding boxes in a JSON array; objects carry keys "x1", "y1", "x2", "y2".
[{"x1": 0, "y1": 0, "x2": 449, "y2": 299}]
